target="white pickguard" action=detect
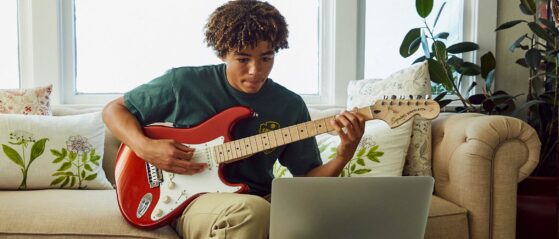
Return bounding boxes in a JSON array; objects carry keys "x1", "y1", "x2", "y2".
[{"x1": 150, "y1": 136, "x2": 241, "y2": 221}]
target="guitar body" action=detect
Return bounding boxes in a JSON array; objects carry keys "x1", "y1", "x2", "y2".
[{"x1": 115, "y1": 106, "x2": 253, "y2": 229}]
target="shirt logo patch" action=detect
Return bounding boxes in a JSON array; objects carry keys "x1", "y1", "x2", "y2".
[{"x1": 259, "y1": 121, "x2": 280, "y2": 154}]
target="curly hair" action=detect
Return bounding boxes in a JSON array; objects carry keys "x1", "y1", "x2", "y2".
[{"x1": 204, "y1": 0, "x2": 289, "y2": 57}]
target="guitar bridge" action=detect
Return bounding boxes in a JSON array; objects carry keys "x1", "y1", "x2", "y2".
[{"x1": 145, "y1": 162, "x2": 162, "y2": 188}]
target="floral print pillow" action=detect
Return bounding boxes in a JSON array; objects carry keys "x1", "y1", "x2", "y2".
[
  {"x1": 0, "y1": 112, "x2": 113, "y2": 190},
  {"x1": 0, "y1": 84, "x2": 53, "y2": 115}
]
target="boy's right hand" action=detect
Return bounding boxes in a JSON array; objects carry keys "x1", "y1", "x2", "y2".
[{"x1": 135, "y1": 138, "x2": 207, "y2": 175}]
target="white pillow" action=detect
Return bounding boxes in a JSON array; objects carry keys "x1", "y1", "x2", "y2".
[
  {"x1": 347, "y1": 61, "x2": 433, "y2": 176},
  {"x1": 0, "y1": 112, "x2": 113, "y2": 189}
]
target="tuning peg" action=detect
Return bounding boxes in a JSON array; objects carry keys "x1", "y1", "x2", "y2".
[
  {"x1": 383, "y1": 95, "x2": 388, "y2": 100},
  {"x1": 416, "y1": 95, "x2": 423, "y2": 99},
  {"x1": 409, "y1": 95, "x2": 414, "y2": 99},
  {"x1": 400, "y1": 95, "x2": 405, "y2": 99},
  {"x1": 391, "y1": 95, "x2": 397, "y2": 100},
  {"x1": 426, "y1": 94, "x2": 431, "y2": 99}
]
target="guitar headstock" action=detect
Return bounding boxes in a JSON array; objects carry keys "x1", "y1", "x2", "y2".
[{"x1": 366, "y1": 97, "x2": 440, "y2": 128}]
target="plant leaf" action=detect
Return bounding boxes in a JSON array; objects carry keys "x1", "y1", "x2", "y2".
[
  {"x1": 433, "y1": 32, "x2": 449, "y2": 40},
  {"x1": 433, "y1": 91, "x2": 447, "y2": 101},
  {"x1": 84, "y1": 163, "x2": 93, "y2": 172},
  {"x1": 400, "y1": 28, "x2": 421, "y2": 57},
  {"x1": 432, "y1": 40, "x2": 447, "y2": 61},
  {"x1": 525, "y1": 48, "x2": 542, "y2": 70},
  {"x1": 70, "y1": 176, "x2": 76, "y2": 188},
  {"x1": 519, "y1": 0, "x2": 536, "y2": 15},
  {"x1": 84, "y1": 173, "x2": 97, "y2": 181},
  {"x1": 60, "y1": 177, "x2": 70, "y2": 188},
  {"x1": 416, "y1": 0, "x2": 434, "y2": 18},
  {"x1": 30, "y1": 138, "x2": 48, "y2": 164},
  {"x1": 57, "y1": 162, "x2": 72, "y2": 171},
  {"x1": 468, "y1": 93, "x2": 486, "y2": 105},
  {"x1": 356, "y1": 158, "x2": 365, "y2": 166},
  {"x1": 2, "y1": 144, "x2": 25, "y2": 168},
  {"x1": 509, "y1": 34, "x2": 528, "y2": 53},
  {"x1": 427, "y1": 59, "x2": 452, "y2": 89},
  {"x1": 538, "y1": 18, "x2": 559, "y2": 36},
  {"x1": 457, "y1": 62, "x2": 481, "y2": 76},
  {"x1": 52, "y1": 157, "x2": 65, "y2": 164},
  {"x1": 433, "y1": 2, "x2": 446, "y2": 29},
  {"x1": 356, "y1": 148, "x2": 366, "y2": 157},
  {"x1": 50, "y1": 176, "x2": 65, "y2": 186},
  {"x1": 413, "y1": 56, "x2": 427, "y2": 64},
  {"x1": 354, "y1": 169, "x2": 371, "y2": 175},
  {"x1": 495, "y1": 20, "x2": 526, "y2": 31},
  {"x1": 512, "y1": 100, "x2": 547, "y2": 116},
  {"x1": 480, "y1": 52, "x2": 496, "y2": 79},
  {"x1": 50, "y1": 149, "x2": 62, "y2": 157},
  {"x1": 447, "y1": 42, "x2": 479, "y2": 54},
  {"x1": 420, "y1": 29, "x2": 431, "y2": 58},
  {"x1": 528, "y1": 22, "x2": 553, "y2": 43},
  {"x1": 486, "y1": 69, "x2": 495, "y2": 92}
]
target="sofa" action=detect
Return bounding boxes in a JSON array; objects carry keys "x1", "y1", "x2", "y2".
[{"x1": 0, "y1": 104, "x2": 541, "y2": 239}]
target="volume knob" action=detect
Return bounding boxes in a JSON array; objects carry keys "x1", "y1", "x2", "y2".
[
  {"x1": 167, "y1": 181, "x2": 176, "y2": 189},
  {"x1": 162, "y1": 196, "x2": 171, "y2": 203}
]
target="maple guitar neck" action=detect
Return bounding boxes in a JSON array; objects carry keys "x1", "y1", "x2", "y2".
[{"x1": 210, "y1": 98, "x2": 439, "y2": 164}]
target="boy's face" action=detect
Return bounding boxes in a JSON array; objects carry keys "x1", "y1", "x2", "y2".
[{"x1": 221, "y1": 41, "x2": 275, "y2": 94}]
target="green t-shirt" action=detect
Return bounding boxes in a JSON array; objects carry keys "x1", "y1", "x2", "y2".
[{"x1": 123, "y1": 64, "x2": 322, "y2": 195}]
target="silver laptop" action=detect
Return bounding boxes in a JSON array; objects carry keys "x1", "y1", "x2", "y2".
[{"x1": 270, "y1": 177, "x2": 434, "y2": 239}]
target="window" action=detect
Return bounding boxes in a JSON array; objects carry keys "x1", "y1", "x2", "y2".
[
  {"x1": 0, "y1": 0, "x2": 20, "y2": 89},
  {"x1": 363, "y1": 0, "x2": 463, "y2": 79},
  {"x1": 72, "y1": 0, "x2": 319, "y2": 95}
]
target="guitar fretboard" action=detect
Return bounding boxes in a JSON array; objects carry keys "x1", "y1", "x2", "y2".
[{"x1": 210, "y1": 107, "x2": 373, "y2": 164}]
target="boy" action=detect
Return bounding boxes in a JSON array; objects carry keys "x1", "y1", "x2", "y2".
[{"x1": 102, "y1": 1, "x2": 365, "y2": 238}]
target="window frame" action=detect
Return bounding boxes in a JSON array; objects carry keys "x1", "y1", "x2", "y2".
[{"x1": 15, "y1": 0, "x2": 495, "y2": 108}]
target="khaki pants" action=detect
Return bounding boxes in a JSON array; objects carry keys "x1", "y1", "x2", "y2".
[{"x1": 173, "y1": 193, "x2": 270, "y2": 239}]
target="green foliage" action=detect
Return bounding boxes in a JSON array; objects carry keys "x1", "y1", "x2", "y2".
[
  {"x1": 495, "y1": 0, "x2": 559, "y2": 176},
  {"x1": 50, "y1": 147, "x2": 101, "y2": 189},
  {"x1": 400, "y1": 0, "x2": 517, "y2": 115},
  {"x1": 2, "y1": 131, "x2": 48, "y2": 189}
]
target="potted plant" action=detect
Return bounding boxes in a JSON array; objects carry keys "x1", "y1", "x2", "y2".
[
  {"x1": 495, "y1": 0, "x2": 559, "y2": 238},
  {"x1": 399, "y1": 0, "x2": 519, "y2": 115}
]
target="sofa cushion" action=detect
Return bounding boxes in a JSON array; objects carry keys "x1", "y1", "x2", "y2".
[
  {"x1": 0, "y1": 85, "x2": 53, "y2": 115},
  {"x1": 425, "y1": 195, "x2": 469, "y2": 239},
  {"x1": 0, "y1": 112, "x2": 113, "y2": 190},
  {"x1": 0, "y1": 189, "x2": 179, "y2": 238},
  {"x1": 347, "y1": 61, "x2": 433, "y2": 176}
]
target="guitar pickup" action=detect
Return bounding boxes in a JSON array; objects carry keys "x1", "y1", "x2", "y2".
[{"x1": 145, "y1": 162, "x2": 161, "y2": 188}]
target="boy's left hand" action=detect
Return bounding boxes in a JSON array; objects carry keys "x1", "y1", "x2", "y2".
[{"x1": 329, "y1": 107, "x2": 366, "y2": 162}]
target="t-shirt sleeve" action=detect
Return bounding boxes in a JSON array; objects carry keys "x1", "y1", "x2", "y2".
[
  {"x1": 123, "y1": 69, "x2": 177, "y2": 125},
  {"x1": 278, "y1": 98, "x2": 322, "y2": 176}
]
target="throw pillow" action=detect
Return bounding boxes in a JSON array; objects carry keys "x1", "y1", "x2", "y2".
[
  {"x1": 273, "y1": 110, "x2": 413, "y2": 178},
  {"x1": 346, "y1": 61, "x2": 433, "y2": 176},
  {"x1": 0, "y1": 84, "x2": 53, "y2": 116},
  {"x1": 0, "y1": 111, "x2": 113, "y2": 189}
]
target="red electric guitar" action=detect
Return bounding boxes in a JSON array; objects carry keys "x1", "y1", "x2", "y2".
[{"x1": 114, "y1": 98, "x2": 440, "y2": 229}]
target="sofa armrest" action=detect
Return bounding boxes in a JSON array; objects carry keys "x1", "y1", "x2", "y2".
[{"x1": 431, "y1": 113, "x2": 540, "y2": 239}]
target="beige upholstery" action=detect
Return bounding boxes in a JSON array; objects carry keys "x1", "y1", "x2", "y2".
[{"x1": 0, "y1": 106, "x2": 540, "y2": 239}]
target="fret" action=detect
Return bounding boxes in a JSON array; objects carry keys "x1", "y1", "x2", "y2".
[
  {"x1": 239, "y1": 138, "x2": 247, "y2": 156},
  {"x1": 325, "y1": 116, "x2": 336, "y2": 132},
  {"x1": 216, "y1": 144, "x2": 225, "y2": 163},
  {"x1": 225, "y1": 143, "x2": 233, "y2": 161},
  {"x1": 274, "y1": 130, "x2": 284, "y2": 146},
  {"x1": 230, "y1": 141, "x2": 238, "y2": 159},
  {"x1": 233, "y1": 140, "x2": 242, "y2": 158},
  {"x1": 267, "y1": 131, "x2": 277, "y2": 148},
  {"x1": 307, "y1": 121, "x2": 318, "y2": 137},
  {"x1": 260, "y1": 133, "x2": 271, "y2": 150},
  {"x1": 255, "y1": 135, "x2": 263, "y2": 151},
  {"x1": 289, "y1": 126, "x2": 300, "y2": 141},
  {"x1": 249, "y1": 136, "x2": 258, "y2": 153},
  {"x1": 297, "y1": 123, "x2": 309, "y2": 139},
  {"x1": 242, "y1": 138, "x2": 253, "y2": 155},
  {"x1": 315, "y1": 118, "x2": 328, "y2": 134},
  {"x1": 281, "y1": 128, "x2": 292, "y2": 144}
]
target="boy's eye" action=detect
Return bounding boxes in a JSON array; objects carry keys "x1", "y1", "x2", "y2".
[{"x1": 237, "y1": 58, "x2": 249, "y2": 63}]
